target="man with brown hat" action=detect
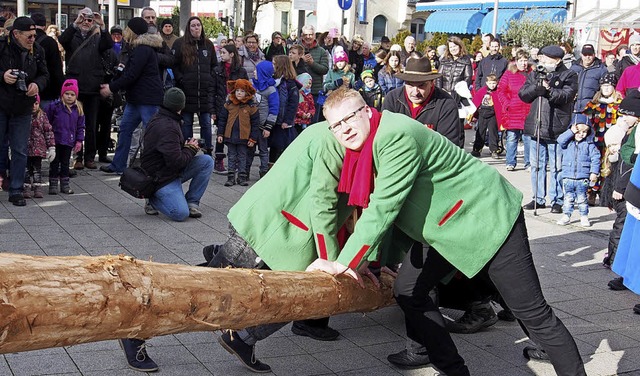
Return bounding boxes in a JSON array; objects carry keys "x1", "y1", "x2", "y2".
[{"x1": 382, "y1": 56, "x2": 461, "y2": 146}]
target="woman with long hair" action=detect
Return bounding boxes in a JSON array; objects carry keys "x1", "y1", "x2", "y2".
[
  {"x1": 212, "y1": 43, "x2": 249, "y2": 173},
  {"x1": 437, "y1": 36, "x2": 473, "y2": 94},
  {"x1": 378, "y1": 50, "x2": 404, "y2": 94},
  {"x1": 171, "y1": 16, "x2": 217, "y2": 155},
  {"x1": 269, "y1": 55, "x2": 300, "y2": 163}
]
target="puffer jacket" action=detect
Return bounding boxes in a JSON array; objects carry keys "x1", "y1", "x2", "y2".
[
  {"x1": 171, "y1": 36, "x2": 217, "y2": 113},
  {"x1": 475, "y1": 53, "x2": 508, "y2": 90},
  {"x1": 437, "y1": 55, "x2": 473, "y2": 93},
  {"x1": 0, "y1": 35, "x2": 49, "y2": 116},
  {"x1": 518, "y1": 63, "x2": 578, "y2": 141},
  {"x1": 59, "y1": 25, "x2": 113, "y2": 95},
  {"x1": 557, "y1": 127, "x2": 600, "y2": 179},
  {"x1": 109, "y1": 33, "x2": 164, "y2": 106},
  {"x1": 497, "y1": 68, "x2": 532, "y2": 130},
  {"x1": 213, "y1": 63, "x2": 248, "y2": 119},
  {"x1": 377, "y1": 69, "x2": 404, "y2": 94},
  {"x1": 238, "y1": 45, "x2": 264, "y2": 79},
  {"x1": 275, "y1": 78, "x2": 299, "y2": 126},
  {"x1": 570, "y1": 58, "x2": 607, "y2": 112},
  {"x1": 301, "y1": 41, "x2": 329, "y2": 95}
]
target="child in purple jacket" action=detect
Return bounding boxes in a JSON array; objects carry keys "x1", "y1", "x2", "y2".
[{"x1": 46, "y1": 79, "x2": 85, "y2": 194}]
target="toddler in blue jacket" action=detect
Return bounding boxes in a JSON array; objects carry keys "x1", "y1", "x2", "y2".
[{"x1": 557, "y1": 114, "x2": 601, "y2": 227}]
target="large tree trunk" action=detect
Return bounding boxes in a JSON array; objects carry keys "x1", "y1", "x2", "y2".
[{"x1": 0, "y1": 253, "x2": 395, "y2": 354}]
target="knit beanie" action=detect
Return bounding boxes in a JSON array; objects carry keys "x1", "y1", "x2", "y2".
[
  {"x1": 361, "y1": 70, "x2": 374, "y2": 81},
  {"x1": 618, "y1": 89, "x2": 640, "y2": 117},
  {"x1": 629, "y1": 33, "x2": 640, "y2": 46},
  {"x1": 161, "y1": 19, "x2": 173, "y2": 27},
  {"x1": 61, "y1": 79, "x2": 79, "y2": 97},
  {"x1": 604, "y1": 123, "x2": 628, "y2": 146},
  {"x1": 30, "y1": 13, "x2": 46, "y2": 27},
  {"x1": 163, "y1": 87, "x2": 186, "y2": 112},
  {"x1": 600, "y1": 72, "x2": 617, "y2": 86},
  {"x1": 127, "y1": 17, "x2": 148, "y2": 36},
  {"x1": 334, "y1": 50, "x2": 348, "y2": 64}
]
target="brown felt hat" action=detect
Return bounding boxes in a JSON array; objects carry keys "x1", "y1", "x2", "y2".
[{"x1": 395, "y1": 56, "x2": 441, "y2": 82}]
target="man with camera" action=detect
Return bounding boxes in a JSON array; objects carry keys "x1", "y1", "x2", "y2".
[
  {"x1": 0, "y1": 16, "x2": 49, "y2": 206},
  {"x1": 519, "y1": 45, "x2": 578, "y2": 213}
]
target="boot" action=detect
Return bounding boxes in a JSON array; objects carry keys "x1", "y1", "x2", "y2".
[
  {"x1": 49, "y1": 178, "x2": 59, "y2": 195},
  {"x1": 237, "y1": 172, "x2": 248, "y2": 186},
  {"x1": 214, "y1": 153, "x2": 227, "y2": 175},
  {"x1": 224, "y1": 171, "x2": 236, "y2": 187},
  {"x1": 23, "y1": 184, "x2": 32, "y2": 198},
  {"x1": 204, "y1": 148, "x2": 213, "y2": 157},
  {"x1": 33, "y1": 184, "x2": 44, "y2": 198},
  {"x1": 60, "y1": 177, "x2": 74, "y2": 194},
  {"x1": 446, "y1": 300, "x2": 498, "y2": 334}
]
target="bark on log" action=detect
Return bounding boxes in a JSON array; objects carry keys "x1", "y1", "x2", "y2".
[{"x1": 0, "y1": 253, "x2": 395, "y2": 354}]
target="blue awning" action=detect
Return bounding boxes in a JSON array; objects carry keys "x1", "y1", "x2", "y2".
[
  {"x1": 424, "y1": 10, "x2": 486, "y2": 34},
  {"x1": 416, "y1": 0, "x2": 567, "y2": 12},
  {"x1": 480, "y1": 9, "x2": 524, "y2": 34},
  {"x1": 521, "y1": 8, "x2": 567, "y2": 23},
  {"x1": 417, "y1": 2, "x2": 485, "y2": 11}
]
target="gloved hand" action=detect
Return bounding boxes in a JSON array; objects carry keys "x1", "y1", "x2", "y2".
[
  {"x1": 627, "y1": 202, "x2": 640, "y2": 220},
  {"x1": 73, "y1": 141, "x2": 82, "y2": 153},
  {"x1": 46, "y1": 147, "x2": 56, "y2": 163}
]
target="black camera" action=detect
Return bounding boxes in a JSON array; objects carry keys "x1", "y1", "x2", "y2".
[
  {"x1": 196, "y1": 139, "x2": 206, "y2": 148},
  {"x1": 11, "y1": 70, "x2": 28, "y2": 92}
]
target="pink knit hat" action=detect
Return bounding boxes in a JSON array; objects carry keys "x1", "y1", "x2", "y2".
[
  {"x1": 61, "y1": 79, "x2": 79, "y2": 97},
  {"x1": 333, "y1": 50, "x2": 348, "y2": 64}
]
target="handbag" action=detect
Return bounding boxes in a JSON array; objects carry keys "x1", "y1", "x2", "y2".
[{"x1": 119, "y1": 144, "x2": 158, "y2": 199}]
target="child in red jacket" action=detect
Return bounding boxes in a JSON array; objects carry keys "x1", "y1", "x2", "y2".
[
  {"x1": 294, "y1": 73, "x2": 315, "y2": 134},
  {"x1": 471, "y1": 74, "x2": 504, "y2": 158}
]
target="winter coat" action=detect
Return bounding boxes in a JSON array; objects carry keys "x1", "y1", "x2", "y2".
[
  {"x1": 45, "y1": 100, "x2": 85, "y2": 147},
  {"x1": 497, "y1": 69, "x2": 532, "y2": 130},
  {"x1": 217, "y1": 99, "x2": 260, "y2": 144},
  {"x1": 213, "y1": 63, "x2": 248, "y2": 118},
  {"x1": 253, "y1": 62, "x2": 278, "y2": 130},
  {"x1": 359, "y1": 84, "x2": 383, "y2": 111},
  {"x1": 171, "y1": 36, "x2": 217, "y2": 113},
  {"x1": 570, "y1": 58, "x2": 608, "y2": 111},
  {"x1": 35, "y1": 29, "x2": 64, "y2": 102},
  {"x1": 382, "y1": 86, "x2": 461, "y2": 147},
  {"x1": 238, "y1": 45, "x2": 265, "y2": 79},
  {"x1": 362, "y1": 53, "x2": 377, "y2": 72},
  {"x1": 437, "y1": 55, "x2": 473, "y2": 93},
  {"x1": 615, "y1": 55, "x2": 638, "y2": 80},
  {"x1": 275, "y1": 78, "x2": 299, "y2": 126},
  {"x1": 295, "y1": 91, "x2": 315, "y2": 126},
  {"x1": 161, "y1": 32, "x2": 178, "y2": 49},
  {"x1": 301, "y1": 41, "x2": 329, "y2": 95},
  {"x1": 292, "y1": 60, "x2": 308, "y2": 75},
  {"x1": 0, "y1": 35, "x2": 49, "y2": 116},
  {"x1": 377, "y1": 69, "x2": 404, "y2": 94},
  {"x1": 59, "y1": 25, "x2": 113, "y2": 95},
  {"x1": 109, "y1": 33, "x2": 164, "y2": 106},
  {"x1": 227, "y1": 122, "x2": 350, "y2": 271},
  {"x1": 616, "y1": 64, "x2": 640, "y2": 97},
  {"x1": 518, "y1": 63, "x2": 578, "y2": 141},
  {"x1": 557, "y1": 128, "x2": 601, "y2": 179},
  {"x1": 323, "y1": 69, "x2": 356, "y2": 92},
  {"x1": 474, "y1": 53, "x2": 508, "y2": 91},
  {"x1": 141, "y1": 107, "x2": 198, "y2": 189},
  {"x1": 334, "y1": 111, "x2": 523, "y2": 278},
  {"x1": 472, "y1": 86, "x2": 505, "y2": 129},
  {"x1": 264, "y1": 42, "x2": 287, "y2": 61},
  {"x1": 28, "y1": 110, "x2": 55, "y2": 158},
  {"x1": 348, "y1": 49, "x2": 364, "y2": 78}
]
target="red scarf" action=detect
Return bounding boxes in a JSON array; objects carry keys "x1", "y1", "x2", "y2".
[
  {"x1": 337, "y1": 108, "x2": 381, "y2": 208},
  {"x1": 404, "y1": 84, "x2": 435, "y2": 119}
]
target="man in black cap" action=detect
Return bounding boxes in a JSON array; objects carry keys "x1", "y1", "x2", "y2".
[
  {"x1": 0, "y1": 16, "x2": 49, "y2": 206},
  {"x1": 30, "y1": 12, "x2": 64, "y2": 109},
  {"x1": 110, "y1": 25, "x2": 123, "y2": 56},
  {"x1": 379, "y1": 35, "x2": 391, "y2": 54},
  {"x1": 570, "y1": 43, "x2": 607, "y2": 112},
  {"x1": 160, "y1": 18, "x2": 177, "y2": 49},
  {"x1": 519, "y1": 45, "x2": 578, "y2": 214}
]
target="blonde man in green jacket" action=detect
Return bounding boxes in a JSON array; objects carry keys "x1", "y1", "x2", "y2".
[{"x1": 308, "y1": 88, "x2": 585, "y2": 376}]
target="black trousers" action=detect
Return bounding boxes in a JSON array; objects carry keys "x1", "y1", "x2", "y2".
[
  {"x1": 473, "y1": 110, "x2": 499, "y2": 153},
  {"x1": 394, "y1": 211, "x2": 585, "y2": 376},
  {"x1": 606, "y1": 199, "x2": 628, "y2": 266},
  {"x1": 96, "y1": 99, "x2": 114, "y2": 158},
  {"x1": 50, "y1": 144, "x2": 72, "y2": 179},
  {"x1": 76, "y1": 94, "x2": 100, "y2": 162}
]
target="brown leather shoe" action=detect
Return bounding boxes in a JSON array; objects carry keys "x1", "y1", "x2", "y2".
[
  {"x1": 73, "y1": 160, "x2": 84, "y2": 170},
  {"x1": 84, "y1": 160, "x2": 97, "y2": 169}
]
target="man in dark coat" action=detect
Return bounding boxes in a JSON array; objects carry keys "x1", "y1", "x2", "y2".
[
  {"x1": 31, "y1": 13, "x2": 63, "y2": 109},
  {"x1": 474, "y1": 39, "x2": 508, "y2": 91},
  {"x1": 570, "y1": 43, "x2": 607, "y2": 112},
  {"x1": 519, "y1": 45, "x2": 578, "y2": 213},
  {"x1": 0, "y1": 17, "x2": 49, "y2": 206}
]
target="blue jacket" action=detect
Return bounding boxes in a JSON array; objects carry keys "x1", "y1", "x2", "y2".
[
  {"x1": 557, "y1": 128, "x2": 601, "y2": 179},
  {"x1": 275, "y1": 78, "x2": 299, "y2": 126},
  {"x1": 254, "y1": 61, "x2": 279, "y2": 130},
  {"x1": 570, "y1": 58, "x2": 607, "y2": 112}
]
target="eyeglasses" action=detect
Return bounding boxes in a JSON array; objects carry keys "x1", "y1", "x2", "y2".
[
  {"x1": 328, "y1": 105, "x2": 366, "y2": 133},
  {"x1": 22, "y1": 33, "x2": 36, "y2": 40},
  {"x1": 82, "y1": 18, "x2": 94, "y2": 23}
]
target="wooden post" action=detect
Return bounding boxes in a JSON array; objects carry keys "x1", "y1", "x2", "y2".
[{"x1": 0, "y1": 253, "x2": 395, "y2": 354}]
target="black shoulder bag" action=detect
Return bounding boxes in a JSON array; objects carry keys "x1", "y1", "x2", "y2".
[{"x1": 119, "y1": 144, "x2": 158, "y2": 199}]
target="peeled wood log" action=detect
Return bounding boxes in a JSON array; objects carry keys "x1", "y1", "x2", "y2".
[{"x1": 0, "y1": 253, "x2": 395, "y2": 354}]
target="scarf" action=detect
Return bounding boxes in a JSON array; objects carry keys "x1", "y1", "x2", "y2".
[
  {"x1": 247, "y1": 48, "x2": 261, "y2": 63},
  {"x1": 405, "y1": 84, "x2": 434, "y2": 119},
  {"x1": 337, "y1": 108, "x2": 381, "y2": 208}
]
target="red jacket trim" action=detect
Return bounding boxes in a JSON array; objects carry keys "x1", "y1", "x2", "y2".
[
  {"x1": 438, "y1": 200, "x2": 463, "y2": 226},
  {"x1": 348, "y1": 245, "x2": 371, "y2": 269},
  {"x1": 281, "y1": 210, "x2": 309, "y2": 231},
  {"x1": 316, "y1": 233, "x2": 328, "y2": 260}
]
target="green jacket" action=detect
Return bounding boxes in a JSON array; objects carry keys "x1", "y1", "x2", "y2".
[
  {"x1": 228, "y1": 122, "x2": 349, "y2": 271},
  {"x1": 323, "y1": 69, "x2": 356, "y2": 92},
  {"x1": 335, "y1": 111, "x2": 524, "y2": 278},
  {"x1": 302, "y1": 42, "x2": 329, "y2": 95}
]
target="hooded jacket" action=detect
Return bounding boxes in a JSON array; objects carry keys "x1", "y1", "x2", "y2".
[
  {"x1": 253, "y1": 61, "x2": 279, "y2": 130},
  {"x1": 171, "y1": 36, "x2": 217, "y2": 113},
  {"x1": 557, "y1": 127, "x2": 601, "y2": 179},
  {"x1": 109, "y1": 33, "x2": 164, "y2": 106},
  {"x1": 474, "y1": 53, "x2": 508, "y2": 91},
  {"x1": 518, "y1": 63, "x2": 578, "y2": 141},
  {"x1": 497, "y1": 68, "x2": 532, "y2": 130},
  {"x1": 213, "y1": 62, "x2": 248, "y2": 118}
]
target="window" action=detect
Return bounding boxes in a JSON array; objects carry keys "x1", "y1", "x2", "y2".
[
  {"x1": 411, "y1": 18, "x2": 425, "y2": 42},
  {"x1": 281, "y1": 11, "x2": 289, "y2": 36},
  {"x1": 372, "y1": 15, "x2": 387, "y2": 43}
]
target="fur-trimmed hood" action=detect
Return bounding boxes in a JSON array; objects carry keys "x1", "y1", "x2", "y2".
[{"x1": 131, "y1": 32, "x2": 163, "y2": 49}]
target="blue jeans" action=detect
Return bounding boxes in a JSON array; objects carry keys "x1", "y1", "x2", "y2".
[
  {"x1": 562, "y1": 178, "x2": 589, "y2": 217},
  {"x1": 0, "y1": 111, "x2": 31, "y2": 195},
  {"x1": 246, "y1": 132, "x2": 269, "y2": 174},
  {"x1": 227, "y1": 143, "x2": 248, "y2": 173},
  {"x1": 109, "y1": 104, "x2": 158, "y2": 172},
  {"x1": 149, "y1": 154, "x2": 213, "y2": 221},
  {"x1": 181, "y1": 112, "x2": 212, "y2": 150},
  {"x1": 530, "y1": 140, "x2": 563, "y2": 206},
  {"x1": 506, "y1": 131, "x2": 532, "y2": 168},
  {"x1": 523, "y1": 134, "x2": 531, "y2": 168}
]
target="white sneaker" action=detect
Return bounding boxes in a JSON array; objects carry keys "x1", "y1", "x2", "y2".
[
  {"x1": 556, "y1": 215, "x2": 571, "y2": 225},
  {"x1": 580, "y1": 216, "x2": 591, "y2": 227}
]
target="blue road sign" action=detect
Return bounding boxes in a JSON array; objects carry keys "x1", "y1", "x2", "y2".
[{"x1": 338, "y1": 0, "x2": 353, "y2": 10}]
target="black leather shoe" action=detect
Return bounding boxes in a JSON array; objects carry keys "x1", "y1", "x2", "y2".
[
  {"x1": 99, "y1": 156, "x2": 113, "y2": 163},
  {"x1": 523, "y1": 346, "x2": 550, "y2": 362},
  {"x1": 608, "y1": 277, "x2": 628, "y2": 291},
  {"x1": 100, "y1": 165, "x2": 118, "y2": 173},
  {"x1": 8, "y1": 194, "x2": 26, "y2": 206},
  {"x1": 218, "y1": 331, "x2": 271, "y2": 373},
  {"x1": 387, "y1": 349, "x2": 431, "y2": 369},
  {"x1": 550, "y1": 203, "x2": 563, "y2": 213},
  {"x1": 634, "y1": 303, "x2": 640, "y2": 314},
  {"x1": 523, "y1": 200, "x2": 545, "y2": 210},
  {"x1": 291, "y1": 321, "x2": 339, "y2": 341},
  {"x1": 118, "y1": 338, "x2": 158, "y2": 372},
  {"x1": 202, "y1": 244, "x2": 220, "y2": 263}
]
